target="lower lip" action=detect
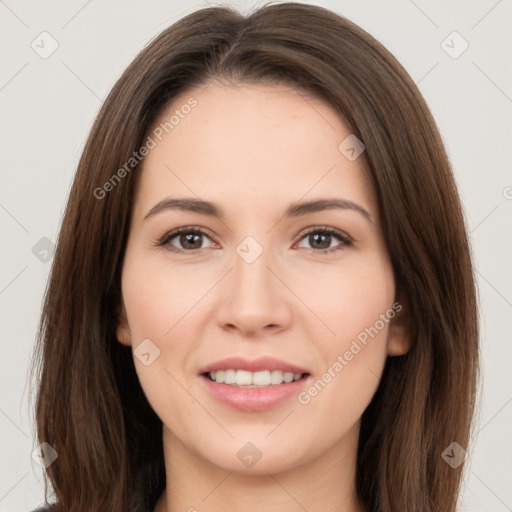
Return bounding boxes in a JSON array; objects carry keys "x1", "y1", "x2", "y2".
[{"x1": 200, "y1": 374, "x2": 310, "y2": 412}]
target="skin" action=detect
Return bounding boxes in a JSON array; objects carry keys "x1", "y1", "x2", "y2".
[{"x1": 116, "y1": 81, "x2": 410, "y2": 512}]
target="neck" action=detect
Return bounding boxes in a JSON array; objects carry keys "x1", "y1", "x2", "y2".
[{"x1": 154, "y1": 422, "x2": 365, "y2": 512}]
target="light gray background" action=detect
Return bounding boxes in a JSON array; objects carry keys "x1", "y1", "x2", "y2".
[{"x1": 1, "y1": 0, "x2": 511, "y2": 511}]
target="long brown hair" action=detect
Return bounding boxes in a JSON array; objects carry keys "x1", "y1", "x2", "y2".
[{"x1": 30, "y1": 2, "x2": 479, "y2": 511}]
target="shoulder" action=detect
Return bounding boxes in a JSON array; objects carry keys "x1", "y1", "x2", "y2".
[{"x1": 30, "y1": 505, "x2": 57, "y2": 512}]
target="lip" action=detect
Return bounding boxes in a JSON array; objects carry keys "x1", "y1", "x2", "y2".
[
  {"x1": 197, "y1": 356, "x2": 311, "y2": 412},
  {"x1": 200, "y1": 374, "x2": 311, "y2": 412},
  {"x1": 197, "y1": 356, "x2": 310, "y2": 375}
]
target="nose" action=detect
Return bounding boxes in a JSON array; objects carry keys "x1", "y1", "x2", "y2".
[{"x1": 215, "y1": 243, "x2": 292, "y2": 338}]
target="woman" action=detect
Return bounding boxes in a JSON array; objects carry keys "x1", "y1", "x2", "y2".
[{"x1": 30, "y1": 2, "x2": 479, "y2": 511}]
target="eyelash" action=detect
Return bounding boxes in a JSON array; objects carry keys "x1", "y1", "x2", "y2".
[{"x1": 154, "y1": 225, "x2": 353, "y2": 255}]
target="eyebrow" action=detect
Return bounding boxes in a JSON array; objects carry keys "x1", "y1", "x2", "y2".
[{"x1": 143, "y1": 197, "x2": 373, "y2": 223}]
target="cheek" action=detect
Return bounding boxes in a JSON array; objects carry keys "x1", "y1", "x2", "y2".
[
  {"x1": 296, "y1": 256, "x2": 395, "y2": 345},
  {"x1": 294, "y1": 259, "x2": 394, "y2": 415},
  {"x1": 120, "y1": 253, "x2": 205, "y2": 424},
  {"x1": 121, "y1": 252, "x2": 205, "y2": 342}
]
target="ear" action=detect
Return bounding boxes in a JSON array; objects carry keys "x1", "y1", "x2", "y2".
[
  {"x1": 116, "y1": 302, "x2": 132, "y2": 346},
  {"x1": 386, "y1": 290, "x2": 411, "y2": 357}
]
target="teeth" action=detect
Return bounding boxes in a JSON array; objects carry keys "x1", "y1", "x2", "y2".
[
  {"x1": 207, "y1": 369, "x2": 305, "y2": 386},
  {"x1": 225, "y1": 369, "x2": 236, "y2": 384}
]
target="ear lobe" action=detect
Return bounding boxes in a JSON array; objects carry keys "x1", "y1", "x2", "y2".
[
  {"x1": 116, "y1": 303, "x2": 132, "y2": 346},
  {"x1": 386, "y1": 294, "x2": 411, "y2": 357}
]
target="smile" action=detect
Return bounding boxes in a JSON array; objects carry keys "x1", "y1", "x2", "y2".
[
  {"x1": 200, "y1": 371, "x2": 311, "y2": 412},
  {"x1": 205, "y1": 369, "x2": 306, "y2": 387}
]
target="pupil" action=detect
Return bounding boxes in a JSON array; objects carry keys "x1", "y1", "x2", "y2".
[
  {"x1": 182, "y1": 233, "x2": 201, "y2": 249},
  {"x1": 311, "y1": 233, "x2": 330, "y2": 249}
]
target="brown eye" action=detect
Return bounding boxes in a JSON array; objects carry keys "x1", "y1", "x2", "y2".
[
  {"x1": 155, "y1": 225, "x2": 352, "y2": 255},
  {"x1": 176, "y1": 232, "x2": 203, "y2": 250},
  {"x1": 156, "y1": 227, "x2": 216, "y2": 254},
  {"x1": 296, "y1": 227, "x2": 352, "y2": 254}
]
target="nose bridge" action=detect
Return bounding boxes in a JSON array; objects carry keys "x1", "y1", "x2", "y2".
[
  {"x1": 217, "y1": 234, "x2": 290, "y2": 335},
  {"x1": 231, "y1": 234, "x2": 276, "y2": 306}
]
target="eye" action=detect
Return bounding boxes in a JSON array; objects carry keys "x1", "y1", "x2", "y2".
[
  {"x1": 154, "y1": 225, "x2": 353, "y2": 255},
  {"x1": 295, "y1": 226, "x2": 353, "y2": 254},
  {"x1": 155, "y1": 226, "x2": 216, "y2": 254}
]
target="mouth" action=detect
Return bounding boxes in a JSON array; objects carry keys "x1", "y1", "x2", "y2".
[
  {"x1": 197, "y1": 356, "x2": 312, "y2": 411},
  {"x1": 201, "y1": 369, "x2": 309, "y2": 387},
  {"x1": 199, "y1": 369, "x2": 311, "y2": 412}
]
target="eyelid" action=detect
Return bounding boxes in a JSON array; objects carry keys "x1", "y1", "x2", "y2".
[
  {"x1": 154, "y1": 225, "x2": 218, "y2": 252},
  {"x1": 293, "y1": 225, "x2": 353, "y2": 252},
  {"x1": 296, "y1": 225, "x2": 353, "y2": 242},
  {"x1": 155, "y1": 224, "x2": 353, "y2": 254}
]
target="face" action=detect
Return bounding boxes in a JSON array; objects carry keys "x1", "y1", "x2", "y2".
[{"x1": 117, "y1": 81, "x2": 409, "y2": 475}]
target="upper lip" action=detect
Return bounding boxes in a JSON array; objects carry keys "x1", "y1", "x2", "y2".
[{"x1": 198, "y1": 356, "x2": 310, "y2": 375}]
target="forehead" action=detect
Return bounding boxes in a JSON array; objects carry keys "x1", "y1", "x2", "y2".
[{"x1": 133, "y1": 81, "x2": 376, "y2": 220}]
